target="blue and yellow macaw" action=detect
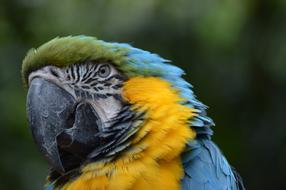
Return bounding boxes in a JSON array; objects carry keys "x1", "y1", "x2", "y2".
[{"x1": 22, "y1": 36, "x2": 245, "y2": 190}]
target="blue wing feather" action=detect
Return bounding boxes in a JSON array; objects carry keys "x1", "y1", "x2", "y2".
[{"x1": 181, "y1": 139, "x2": 243, "y2": 190}]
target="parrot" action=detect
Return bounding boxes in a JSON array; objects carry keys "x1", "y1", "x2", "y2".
[{"x1": 21, "y1": 35, "x2": 245, "y2": 190}]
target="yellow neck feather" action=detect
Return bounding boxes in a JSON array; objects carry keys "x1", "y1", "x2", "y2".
[{"x1": 58, "y1": 77, "x2": 197, "y2": 190}]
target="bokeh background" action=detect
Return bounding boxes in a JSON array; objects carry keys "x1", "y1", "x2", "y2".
[{"x1": 0, "y1": 0, "x2": 285, "y2": 189}]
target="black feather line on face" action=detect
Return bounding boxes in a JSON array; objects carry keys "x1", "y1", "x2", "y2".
[{"x1": 86, "y1": 104, "x2": 144, "y2": 161}]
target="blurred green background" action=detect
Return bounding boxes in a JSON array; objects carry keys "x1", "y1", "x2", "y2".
[{"x1": 0, "y1": 0, "x2": 285, "y2": 189}]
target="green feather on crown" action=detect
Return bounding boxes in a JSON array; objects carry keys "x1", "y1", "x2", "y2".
[{"x1": 22, "y1": 36, "x2": 132, "y2": 86}]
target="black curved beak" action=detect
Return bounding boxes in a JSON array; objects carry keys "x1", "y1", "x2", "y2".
[{"x1": 27, "y1": 78, "x2": 102, "y2": 174}]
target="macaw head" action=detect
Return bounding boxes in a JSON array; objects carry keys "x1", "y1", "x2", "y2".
[{"x1": 22, "y1": 36, "x2": 213, "y2": 183}]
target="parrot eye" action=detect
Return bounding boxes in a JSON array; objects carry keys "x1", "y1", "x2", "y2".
[{"x1": 98, "y1": 64, "x2": 111, "y2": 78}]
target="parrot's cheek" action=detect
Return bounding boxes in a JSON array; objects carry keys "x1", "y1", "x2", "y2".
[{"x1": 27, "y1": 78, "x2": 103, "y2": 174}]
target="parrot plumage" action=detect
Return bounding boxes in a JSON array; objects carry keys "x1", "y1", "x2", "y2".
[{"x1": 22, "y1": 36, "x2": 245, "y2": 190}]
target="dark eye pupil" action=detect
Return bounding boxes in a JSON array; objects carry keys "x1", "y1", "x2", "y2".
[
  {"x1": 100, "y1": 68, "x2": 106, "y2": 74},
  {"x1": 98, "y1": 65, "x2": 110, "y2": 77}
]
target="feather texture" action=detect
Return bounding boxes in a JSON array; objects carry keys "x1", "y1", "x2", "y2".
[{"x1": 181, "y1": 139, "x2": 245, "y2": 190}]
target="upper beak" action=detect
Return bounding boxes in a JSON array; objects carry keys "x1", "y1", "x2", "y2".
[{"x1": 27, "y1": 78, "x2": 102, "y2": 174}]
